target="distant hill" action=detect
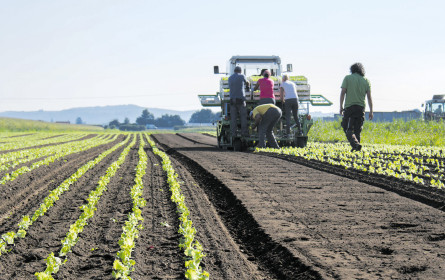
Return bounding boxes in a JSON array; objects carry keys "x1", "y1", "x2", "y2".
[{"x1": 0, "y1": 105, "x2": 197, "y2": 125}]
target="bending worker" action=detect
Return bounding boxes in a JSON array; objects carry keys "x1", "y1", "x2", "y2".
[
  {"x1": 280, "y1": 74, "x2": 302, "y2": 136},
  {"x1": 228, "y1": 66, "x2": 249, "y2": 137},
  {"x1": 340, "y1": 62, "x2": 373, "y2": 151},
  {"x1": 250, "y1": 104, "x2": 282, "y2": 149}
]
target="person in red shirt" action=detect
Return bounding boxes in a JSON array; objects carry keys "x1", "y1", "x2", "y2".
[{"x1": 253, "y1": 69, "x2": 275, "y2": 105}]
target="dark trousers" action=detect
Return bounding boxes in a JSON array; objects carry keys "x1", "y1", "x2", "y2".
[
  {"x1": 259, "y1": 98, "x2": 275, "y2": 105},
  {"x1": 258, "y1": 107, "x2": 282, "y2": 148},
  {"x1": 284, "y1": 98, "x2": 301, "y2": 134},
  {"x1": 341, "y1": 105, "x2": 365, "y2": 148},
  {"x1": 230, "y1": 99, "x2": 247, "y2": 136}
]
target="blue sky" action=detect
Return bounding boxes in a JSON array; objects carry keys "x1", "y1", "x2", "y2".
[{"x1": 1, "y1": 0, "x2": 444, "y2": 113}]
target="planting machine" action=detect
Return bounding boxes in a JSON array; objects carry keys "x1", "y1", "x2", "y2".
[{"x1": 198, "y1": 55, "x2": 332, "y2": 151}]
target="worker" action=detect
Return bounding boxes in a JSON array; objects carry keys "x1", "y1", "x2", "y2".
[
  {"x1": 228, "y1": 66, "x2": 249, "y2": 137},
  {"x1": 435, "y1": 105, "x2": 443, "y2": 114},
  {"x1": 253, "y1": 69, "x2": 275, "y2": 105},
  {"x1": 280, "y1": 74, "x2": 302, "y2": 136},
  {"x1": 340, "y1": 62, "x2": 374, "y2": 151},
  {"x1": 250, "y1": 104, "x2": 282, "y2": 148}
]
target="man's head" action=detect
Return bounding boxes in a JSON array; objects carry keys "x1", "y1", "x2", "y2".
[
  {"x1": 282, "y1": 74, "x2": 289, "y2": 81},
  {"x1": 234, "y1": 66, "x2": 242, "y2": 73},
  {"x1": 263, "y1": 69, "x2": 271, "y2": 78},
  {"x1": 350, "y1": 63, "x2": 365, "y2": 76}
]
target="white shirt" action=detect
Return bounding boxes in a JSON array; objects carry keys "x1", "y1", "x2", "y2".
[{"x1": 280, "y1": 80, "x2": 298, "y2": 100}]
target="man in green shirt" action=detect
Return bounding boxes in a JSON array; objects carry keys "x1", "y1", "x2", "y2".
[{"x1": 340, "y1": 63, "x2": 374, "y2": 151}]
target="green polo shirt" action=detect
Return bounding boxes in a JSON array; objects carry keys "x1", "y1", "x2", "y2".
[{"x1": 341, "y1": 73, "x2": 371, "y2": 108}]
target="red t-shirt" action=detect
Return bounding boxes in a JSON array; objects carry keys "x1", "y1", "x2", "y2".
[{"x1": 258, "y1": 78, "x2": 274, "y2": 99}]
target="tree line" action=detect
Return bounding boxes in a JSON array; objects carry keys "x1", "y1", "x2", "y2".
[{"x1": 104, "y1": 109, "x2": 220, "y2": 131}]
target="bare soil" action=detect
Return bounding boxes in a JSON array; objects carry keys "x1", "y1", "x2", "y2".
[
  {"x1": 1, "y1": 132, "x2": 444, "y2": 280},
  {"x1": 152, "y1": 133, "x2": 445, "y2": 280}
]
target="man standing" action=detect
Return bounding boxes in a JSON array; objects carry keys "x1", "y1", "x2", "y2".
[
  {"x1": 250, "y1": 104, "x2": 282, "y2": 149},
  {"x1": 280, "y1": 74, "x2": 302, "y2": 136},
  {"x1": 340, "y1": 63, "x2": 373, "y2": 151},
  {"x1": 229, "y1": 66, "x2": 249, "y2": 137}
]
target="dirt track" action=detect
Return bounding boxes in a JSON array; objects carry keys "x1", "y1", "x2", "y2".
[
  {"x1": 1, "y1": 132, "x2": 444, "y2": 279},
  {"x1": 152, "y1": 133, "x2": 445, "y2": 280}
]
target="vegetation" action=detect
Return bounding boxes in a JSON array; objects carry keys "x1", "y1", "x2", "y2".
[
  {"x1": 308, "y1": 119, "x2": 445, "y2": 147},
  {"x1": 147, "y1": 134, "x2": 209, "y2": 280},
  {"x1": 0, "y1": 117, "x2": 103, "y2": 132},
  {"x1": 35, "y1": 136, "x2": 136, "y2": 279},
  {"x1": 189, "y1": 109, "x2": 220, "y2": 123},
  {"x1": 107, "y1": 110, "x2": 185, "y2": 130},
  {"x1": 257, "y1": 142, "x2": 444, "y2": 189}
]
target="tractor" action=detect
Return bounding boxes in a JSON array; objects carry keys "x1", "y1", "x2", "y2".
[
  {"x1": 423, "y1": 95, "x2": 445, "y2": 121},
  {"x1": 198, "y1": 55, "x2": 332, "y2": 151}
]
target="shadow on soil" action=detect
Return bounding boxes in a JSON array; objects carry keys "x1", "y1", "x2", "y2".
[{"x1": 151, "y1": 136, "x2": 325, "y2": 280}]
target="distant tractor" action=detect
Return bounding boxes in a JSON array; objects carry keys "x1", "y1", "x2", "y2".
[
  {"x1": 198, "y1": 55, "x2": 332, "y2": 151},
  {"x1": 423, "y1": 95, "x2": 445, "y2": 121}
]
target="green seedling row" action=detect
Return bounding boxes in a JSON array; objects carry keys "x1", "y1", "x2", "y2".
[
  {"x1": 0, "y1": 135, "x2": 131, "y2": 256},
  {"x1": 112, "y1": 134, "x2": 148, "y2": 279},
  {"x1": 0, "y1": 134, "x2": 118, "y2": 185},
  {"x1": 35, "y1": 136, "x2": 136, "y2": 279},
  {"x1": 146, "y1": 134, "x2": 209, "y2": 280},
  {"x1": 257, "y1": 142, "x2": 444, "y2": 189}
]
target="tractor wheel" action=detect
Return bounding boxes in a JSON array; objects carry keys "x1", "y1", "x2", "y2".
[
  {"x1": 233, "y1": 138, "x2": 243, "y2": 151},
  {"x1": 295, "y1": 136, "x2": 308, "y2": 148},
  {"x1": 217, "y1": 136, "x2": 222, "y2": 149}
]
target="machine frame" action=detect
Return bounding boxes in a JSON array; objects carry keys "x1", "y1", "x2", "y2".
[{"x1": 199, "y1": 56, "x2": 332, "y2": 151}]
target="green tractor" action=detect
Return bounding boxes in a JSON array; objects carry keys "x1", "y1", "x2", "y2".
[{"x1": 198, "y1": 56, "x2": 332, "y2": 151}]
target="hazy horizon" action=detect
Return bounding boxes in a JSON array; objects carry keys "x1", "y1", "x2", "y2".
[{"x1": 1, "y1": 0, "x2": 444, "y2": 114}]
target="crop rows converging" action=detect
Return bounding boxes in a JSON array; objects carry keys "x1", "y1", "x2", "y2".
[
  {"x1": 0, "y1": 133, "x2": 209, "y2": 280},
  {"x1": 0, "y1": 134, "x2": 117, "y2": 185},
  {"x1": 0, "y1": 133, "x2": 89, "y2": 152},
  {"x1": 257, "y1": 142, "x2": 445, "y2": 189}
]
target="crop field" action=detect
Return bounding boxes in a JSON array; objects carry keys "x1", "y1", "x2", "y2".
[{"x1": 0, "y1": 132, "x2": 444, "y2": 280}]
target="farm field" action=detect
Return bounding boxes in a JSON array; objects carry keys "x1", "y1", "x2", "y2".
[{"x1": 0, "y1": 132, "x2": 444, "y2": 279}]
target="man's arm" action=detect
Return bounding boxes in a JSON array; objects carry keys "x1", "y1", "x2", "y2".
[
  {"x1": 280, "y1": 87, "x2": 285, "y2": 102},
  {"x1": 340, "y1": 88, "x2": 347, "y2": 115},
  {"x1": 251, "y1": 114, "x2": 262, "y2": 130},
  {"x1": 366, "y1": 90, "x2": 373, "y2": 120}
]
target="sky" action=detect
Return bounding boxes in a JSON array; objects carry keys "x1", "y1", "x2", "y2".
[{"x1": 1, "y1": 0, "x2": 445, "y2": 114}]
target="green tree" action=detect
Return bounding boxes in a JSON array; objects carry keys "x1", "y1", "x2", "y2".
[
  {"x1": 154, "y1": 114, "x2": 185, "y2": 127},
  {"x1": 75, "y1": 117, "x2": 83, "y2": 124},
  {"x1": 109, "y1": 119, "x2": 120, "y2": 128},
  {"x1": 136, "y1": 109, "x2": 155, "y2": 125},
  {"x1": 189, "y1": 109, "x2": 219, "y2": 123}
]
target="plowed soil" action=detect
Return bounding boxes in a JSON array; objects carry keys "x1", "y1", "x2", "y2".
[
  {"x1": 151, "y1": 133, "x2": 445, "y2": 280},
  {"x1": 1, "y1": 133, "x2": 444, "y2": 280}
]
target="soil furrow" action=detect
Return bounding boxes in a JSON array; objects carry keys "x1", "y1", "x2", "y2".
[
  {"x1": 131, "y1": 147, "x2": 183, "y2": 279},
  {"x1": 153, "y1": 134, "x2": 323, "y2": 280},
  {"x1": 0, "y1": 136, "x2": 130, "y2": 279},
  {"x1": 56, "y1": 137, "x2": 140, "y2": 279},
  {"x1": 0, "y1": 135, "x2": 125, "y2": 225},
  {"x1": 153, "y1": 133, "x2": 445, "y2": 280},
  {"x1": 167, "y1": 150, "x2": 276, "y2": 280}
]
